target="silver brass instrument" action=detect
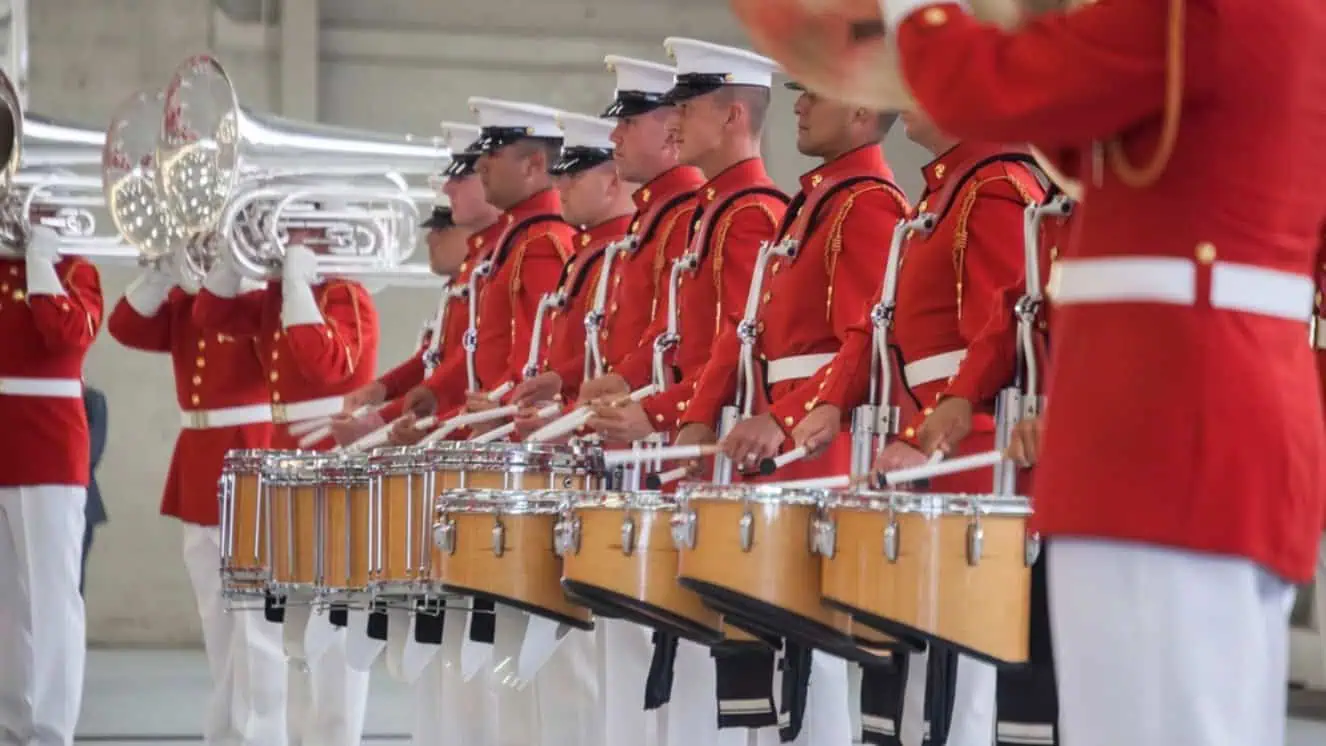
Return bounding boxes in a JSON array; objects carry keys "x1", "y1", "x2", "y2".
[
  {"x1": 155, "y1": 54, "x2": 448, "y2": 280},
  {"x1": 0, "y1": 66, "x2": 131, "y2": 260},
  {"x1": 851, "y1": 214, "x2": 935, "y2": 478}
]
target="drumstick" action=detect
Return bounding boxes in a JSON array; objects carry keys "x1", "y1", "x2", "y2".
[
  {"x1": 414, "y1": 384, "x2": 523, "y2": 447},
  {"x1": 882, "y1": 449, "x2": 1004, "y2": 485},
  {"x1": 644, "y1": 465, "x2": 690, "y2": 489},
  {"x1": 340, "y1": 414, "x2": 438, "y2": 453},
  {"x1": 289, "y1": 404, "x2": 379, "y2": 445},
  {"x1": 602, "y1": 442, "x2": 722, "y2": 467},
  {"x1": 767, "y1": 446, "x2": 808, "y2": 470},
  {"x1": 526, "y1": 384, "x2": 660, "y2": 443},
  {"x1": 468, "y1": 402, "x2": 561, "y2": 444}
]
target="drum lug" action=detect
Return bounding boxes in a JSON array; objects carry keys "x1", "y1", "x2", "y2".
[
  {"x1": 620, "y1": 516, "x2": 637, "y2": 556},
  {"x1": 966, "y1": 522, "x2": 985, "y2": 566},
  {"x1": 433, "y1": 517, "x2": 456, "y2": 555},
  {"x1": 1024, "y1": 531, "x2": 1042, "y2": 567},
  {"x1": 810, "y1": 516, "x2": 836, "y2": 558},
  {"x1": 553, "y1": 516, "x2": 581, "y2": 557},
  {"x1": 738, "y1": 510, "x2": 754, "y2": 553},
  {"x1": 883, "y1": 516, "x2": 899, "y2": 563},
  {"x1": 492, "y1": 518, "x2": 506, "y2": 558},
  {"x1": 670, "y1": 509, "x2": 696, "y2": 550}
]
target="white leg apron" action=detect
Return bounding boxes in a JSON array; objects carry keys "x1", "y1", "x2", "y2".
[
  {"x1": 531, "y1": 627, "x2": 601, "y2": 746},
  {"x1": 1048, "y1": 537, "x2": 1296, "y2": 746},
  {"x1": 286, "y1": 621, "x2": 371, "y2": 746},
  {"x1": 600, "y1": 619, "x2": 664, "y2": 746},
  {"x1": 0, "y1": 485, "x2": 87, "y2": 746},
  {"x1": 182, "y1": 524, "x2": 289, "y2": 746}
]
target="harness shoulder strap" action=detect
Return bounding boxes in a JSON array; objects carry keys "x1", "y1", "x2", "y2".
[
  {"x1": 488, "y1": 213, "x2": 566, "y2": 269},
  {"x1": 635, "y1": 191, "x2": 697, "y2": 249},
  {"x1": 928, "y1": 153, "x2": 1042, "y2": 224},
  {"x1": 692, "y1": 186, "x2": 790, "y2": 265}
]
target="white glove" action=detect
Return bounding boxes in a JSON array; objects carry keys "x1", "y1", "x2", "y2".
[
  {"x1": 125, "y1": 264, "x2": 178, "y2": 316},
  {"x1": 281, "y1": 244, "x2": 324, "y2": 328},
  {"x1": 24, "y1": 226, "x2": 65, "y2": 298},
  {"x1": 202, "y1": 249, "x2": 243, "y2": 299}
]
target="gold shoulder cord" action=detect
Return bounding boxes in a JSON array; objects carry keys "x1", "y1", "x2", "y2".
[{"x1": 1104, "y1": 0, "x2": 1184, "y2": 187}]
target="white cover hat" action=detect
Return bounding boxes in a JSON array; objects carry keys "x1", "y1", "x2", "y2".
[
  {"x1": 466, "y1": 97, "x2": 564, "y2": 152},
  {"x1": 439, "y1": 121, "x2": 482, "y2": 177},
  {"x1": 602, "y1": 55, "x2": 678, "y2": 118},
  {"x1": 662, "y1": 37, "x2": 780, "y2": 102},
  {"x1": 551, "y1": 111, "x2": 616, "y2": 175}
]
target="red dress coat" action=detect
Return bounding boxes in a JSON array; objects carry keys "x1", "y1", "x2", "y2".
[
  {"x1": 625, "y1": 159, "x2": 788, "y2": 432},
  {"x1": 895, "y1": 0, "x2": 1326, "y2": 580},
  {"x1": 816, "y1": 143, "x2": 1046, "y2": 492},
  {"x1": 680, "y1": 144, "x2": 910, "y2": 479},
  {"x1": 601, "y1": 167, "x2": 706, "y2": 385},
  {"x1": 193, "y1": 279, "x2": 378, "y2": 450},
  {"x1": 0, "y1": 256, "x2": 103, "y2": 487},
  {"x1": 108, "y1": 290, "x2": 273, "y2": 525}
]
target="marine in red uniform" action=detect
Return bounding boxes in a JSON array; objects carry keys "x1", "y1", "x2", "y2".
[
  {"x1": 511, "y1": 55, "x2": 704, "y2": 415},
  {"x1": 192, "y1": 226, "x2": 377, "y2": 746},
  {"x1": 0, "y1": 226, "x2": 102, "y2": 745},
  {"x1": 583, "y1": 37, "x2": 788, "y2": 450},
  {"x1": 333, "y1": 125, "x2": 503, "y2": 447},
  {"x1": 793, "y1": 110, "x2": 1046, "y2": 746},
  {"x1": 511, "y1": 111, "x2": 636, "y2": 433},
  {"x1": 107, "y1": 251, "x2": 287, "y2": 745},
  {"x1": 872, "y1": 1, "x2": 1326, "y2": 743},
  {"x1": 678, "y1": 81, "x2": 909, "y2": 482},
  {"x1": 390, "y1": 98, "x2": 576, "y2": 442}
]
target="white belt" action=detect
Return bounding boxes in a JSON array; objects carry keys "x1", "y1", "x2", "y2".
[
  {"x1": 1048, "y1": 256, "x2": 1314, "y2": 322},
  {"x1": 1314, "y1": 317, "x2": 1326, "y2": 351},
  {"x1": 180, "y1": 403, "x2": 273, "y2": 430},
  {"x1": 0, "y1": 376, "x2": 82, "y2": 399},
  {"x1": 903, "y1": 349, "x2": 966, "y2": 387},
  {"x1": 272, "y1": 395, "x2": 345, "y2": 425},
  {"x1": 766, "y1": 353, "x2": 836, "y2": 384}
]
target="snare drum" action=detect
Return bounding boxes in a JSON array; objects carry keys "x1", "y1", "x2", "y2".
[
  {"x1": 433, "y1": 488, "x2": 591, "y2": 629},
  {"x1": 219, "y1": 449, "x2": 273, "y2": 595},
  {"x1": 819, "y1": 491, "x2": 1036, "y2": 664},
  {"x1": 366, "y1": 446, "x2": 436, "y2": 598},
  {"x1": 557, "y1": 491, "x2": 722, "y2": 644},
  {"x1": 424, "y1": 441, "x2": 604, "y2": 491},
  {"x1": 261, "y1": 452, "x2": 324, "y2": 596},
  {"x1": 673, "y1": 483, "x2": 897, "y2": 662},
  {"x1": 318, "y1": 453, "x2": 373, "y2": 599}
]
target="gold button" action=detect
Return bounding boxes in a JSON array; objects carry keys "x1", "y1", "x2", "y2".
[
  {"x1": 191, "y1": 394, "x2": 201, "y2": 406},
  {"x1": 13, "y1": 289, "x2": 25, "y2": 301},
  {"x1": 904, "y1": 426, "x2": 916, "y2": 438},
  {"x1": 655, "y1": 413, "x2": 664, "y2": 423},
  {"x1": 918, "y1": 200, "x2": 928, "y2": 211},
  {"x1": 705, "y1": 187, "x2": 716, "y2": 200},
  {"x1": 197, "y1": 339, "x2": 206, "y2": 350},
  {"x1": 581, "y1": 234, "x2": 591, "y2": 246},
  {"x1": 804, "y1": 401, "x2": 814, "y2": 412},
  {"x1": 273, "y1": 392, "x2": 282, "y2": 403},
  {"x1": 933, "y1": 164, "x2": 946, "y2": 179},
  {"x1": 783, "y1": 416, "x2": 795, "y2": 427},
  {"x1": 1195, "y1": 241, "x2": 1217, "y2": 264},
  {"x1": 770, "y1": 264, "x2": 780, "y2": 275},
  {"x1": 641, "y1": 188, "x2": 651, "y2": 203},
  {"x1": 7, "y1": 266, "x2": 16, "y2": 276},
  {"x1": 60, "y1": 302, "x2": 69, "y2": 311},
  {"x1": 923, "y1": 6, "x2": 948, "y2": 26},
  {"x1": 474, "y1": 237, "x2": 485, "y2": 249},
  {"x1": 271, "y1": 350, "x2": 279, "y2": 361},
  {"x1": 676, "y1": 401, "x2": 686, "y2": 412},
  {"x1": 824, "y1": 366, "x2": 832, "y2": 376},
  {"x1": 505, "y1": 214, "x2": 514, "y2": 225},
  {"x1": 272, "y1": 331, "x2": 281, "y2": 341},
  {"x1": 325, "y1": 329, "x2": 333, "y2": 339},
  {"x1": 762, "y1": 292, "x2": 771, "y2": 304},
  {"x1": 0, "y1": 283, "x2": 7, "y2": 292},
  {"x1": 269, "y1": 371, "x2": 279, "y2": 382},
  {"x1": 923, "y1": 407, "x2": 934, "y2": 416},
  {"x1": 196, "y1": 357, "x2": 205, "y2": 368},
  {"x1": 611, "y1": 303, "x2": 619, "y2": 313},
  {"x1": 630, "y1": 220, "x2": 640, "y2": 232},
  {"x1": 192, "y1": 375, "x2": 202, "y2": 385},
  {"x1": 810, "y1": 174, "x2": 823, "y2": 187}
]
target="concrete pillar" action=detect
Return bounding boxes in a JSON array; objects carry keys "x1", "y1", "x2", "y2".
[{"x1": 279, "y1": 0, "x2": 318, "y2": 120}]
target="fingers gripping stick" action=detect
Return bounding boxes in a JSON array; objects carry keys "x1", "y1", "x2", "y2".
[
  {"x1": 469, "y1": 402, "x2": 561, "y2": 444},
  {"x1": 341, "y1": 414, "x2": 438, "y2": 453},
  {"x1": 526, "y1": 384, "x2": 660, "y2": 444},
  {"x1": 761, "y1": 450, "x2": 1006, "y2": 491},
  {"x1": 415, "y1": 383, "x2": 516, "y2": 447},
  {"x1": 637, "y1": 444, "x2": 780, "y2": 489},
  {"x1": 296, "y1": 404, "x2": 380, "y2": 449}
]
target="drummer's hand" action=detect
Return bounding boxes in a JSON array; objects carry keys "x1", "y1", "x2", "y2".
[
  {"x1": 1005, "y1": 417, "x2": 1043, "y2": 467},
  {"x1": 721, "y1": 413, "x2": 784, "y2": 470},
  {"x1": 578, "y1": 373, "x2": 630, "y2": 404},
  {"x1": 873, "y1": 441, "x2": 928, "y2": 482},
  {"x1": 511, "y1": 372, "x2": 562, "y2": 407},
  {"x1": 343, "y1": 381, "x2": 387, "y2": 413},
  {"x1": 513, "y1": 402, "x2": 558, "y2": 439},
  {"x1": 329, "y1": 411, "x2": 385, "y2": 446},
  {"x1": 388, "y1": 413, "x2": 430, "y2": 446},
  {"x1": 916, "y1": 396, "x2": 972, "y2": 457},
  {"x1": 792, "y1": 404, "x2": 841, "y2": 457},
  {"x1": 586, "y1": 400, "x2": 654, "y2": 444},
  {"x1": 402, "y1": 386, "x2": 438, "y2": 418},
  {"x1": 675, "y1": 422, "x2": 718, "y2": 477}
]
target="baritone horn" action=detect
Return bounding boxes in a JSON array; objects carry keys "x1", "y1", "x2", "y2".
[
  {"x1": 0, "y1": 65, "x2": 139, "y2": 262},
  {"x1": 729, "y1": 0, "x2": 1086, "y2": 199},
  {"x1": 154, "y1": 53, "x2": 449, "y2": 279}
]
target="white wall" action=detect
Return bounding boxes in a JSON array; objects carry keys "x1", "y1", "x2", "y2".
[{"x1": 27, "y1": 0, "x2": 933, "y2": 646}]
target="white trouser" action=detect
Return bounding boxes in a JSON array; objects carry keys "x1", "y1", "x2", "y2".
[
  {"x1": 895, "y1": 648, "x2": 996, "y2": 746},
  {"x1": 1316, "y1": 535, "x2": 1326, "y2": 683},
  {"x1": 411, "y1": 609, "x2": 500, "y2": 746},
  {"x1": 775, "y1": 652, "x2": 854, "y2": 746},
  {"x1": 286, "y1": 617, "x2": 372, "y2": 746},
  {"x1": 1048, "y1": 537, "x2": 1296, "y2": 746},
  {"x1": 599, "y1": 619, "x2": 664, "y2": 746},
  {"x1": 182, "y1": 524, "x2": 289, "y2": 746},
  {"x1": 0, "y1": 485, "x2": 87, "y2": 746},
  {"x1": 530, "y1": 628, "x2": 601, "y2": 746}
]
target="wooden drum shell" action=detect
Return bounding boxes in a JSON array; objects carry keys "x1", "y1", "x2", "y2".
[
  {"x1": 821, "y1": 503, "x2": 1033, "y2": 664},
  {"x1": 320, "y1": 483, "x2": 373, "y2": 593},
  {"x1": 220, "y1": 470, "x2": 267, "y2": 589},
  {"x1": 267, "y1": 485, "x2": 320, "y2": 590}
]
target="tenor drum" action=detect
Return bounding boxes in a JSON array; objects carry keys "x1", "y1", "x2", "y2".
[
  {"x1": 673, "y1": 483, "x2": 899, "y2": 663},
  {"x1": 260, "y1": 452, "x2": 324, "y2": 596},
  {"x1": 219, "y1": 449, "x2": 274, "y2": 596},
  {"x1": 432, "y1": 488, "x2": 592, "y2": 629},
  {"x1": 820, "y1": 490, "x2": 1036, "y2": 664},
  {"x1": 317, "y1": 453, "x2": 374, "y2": 600},
  {"x1": 424, "y1": 441, "x2": 604, "y2": 491},
  {"x1": 557, "y1": 490, "x2": 723, "y2": 644},
  {"x1": 366, "y1": 446, "x2": 437, "y2": 598}
]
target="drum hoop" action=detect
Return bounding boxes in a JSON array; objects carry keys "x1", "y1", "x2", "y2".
[
  {"x1": 419, "y1": 441, "x2": 605, "y2": 473},
  {"x1": 676, "y1": 482, "x2": 827, "y2": 507},
  {"x1": 566, "y1": 490, "x2": 675, "y2": 511},
  {"x1": 260, "y1": 452, "x2": 371, "y2": 484},
  {"x1": 433, "y1": 488, "x2": 567, "y2": 516},
  {"x1": 827, "y1": 490, "x2": 1031, "y2": 517}
]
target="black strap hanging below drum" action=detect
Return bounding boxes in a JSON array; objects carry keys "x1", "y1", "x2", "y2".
[
  {"x1": 777, "y1": 641, "x2": 814, "y2": 742},
  {"x1": 713, "y1": 644, "x2": 779, "y2": 729},
  {"x1": 264, "y1": 593, "x2": 285, "y2": 624},
  {"x1": 366, "y1": 601, "x2": 389, "y2": 642},
  {"x1": 860, "y1": 654, "x2": 909, "y2": 746},
  {"x1": 469, "y1": 598, "x2": 497, "y2": 644},
  {"x1": 413, "y1": 597, "x2": 445, "y2": 646},
  {"x1": 328, "y1": 603, "x2": 349, "y2": 628},
  {"x1": 644, "y1": 630, "x2": 679, "y2": 710}
]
